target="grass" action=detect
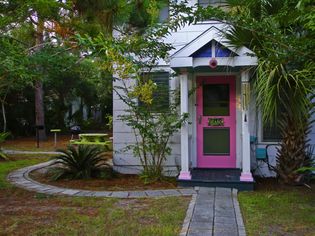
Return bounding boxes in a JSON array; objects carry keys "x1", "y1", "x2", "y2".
[
  {"x1": 239, "y1": 180, "x2": 315, "y2": 236},
  {"x1": 0, "y1": 155, "x2": 189, "y2": 236},
  {"x1": 1, "y1": 194, "x2": 188, "y2": 235},
  {"x1": 0, "y1": 155, "x2": 50, "y2": 189}
]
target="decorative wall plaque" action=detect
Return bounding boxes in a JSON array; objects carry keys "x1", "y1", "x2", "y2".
[{"x1": 208, "y1": 118, "x2": 224, "y2": 126}]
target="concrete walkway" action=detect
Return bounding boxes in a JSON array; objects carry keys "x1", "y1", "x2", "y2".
[
  {"x1": 7, "y1": 161, "x2": 246, "y2": 236},
  {"x1": 180, "y1": 187, "x2": 246, "y2": 236}
]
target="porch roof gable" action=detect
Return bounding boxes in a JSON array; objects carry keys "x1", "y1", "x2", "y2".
[{"x1": 170, "y1": 25, "x2": 257, "y2": 69}]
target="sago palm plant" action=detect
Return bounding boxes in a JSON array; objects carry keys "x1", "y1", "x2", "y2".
[{"x1": 50, "y1": 145, "x2": 111, "y2": 180}]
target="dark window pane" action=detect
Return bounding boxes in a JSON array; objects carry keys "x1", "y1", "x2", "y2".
[
  {"x1": 203, "y1": 84, "x2": 229, "y2": 116},
  {"x1": 263, "y1": 123, "x2": 281, "y2": 142},
  {"x1": 203, "y1": 128, "x2": 230, "y2": 155},
  {"x1": 262, "y1": 105, "x2": 284, "y2": 142}
]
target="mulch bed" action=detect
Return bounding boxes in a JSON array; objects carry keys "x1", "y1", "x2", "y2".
[
  {"x1": 4, "y1": 135, "x2": 177, "y2": 191},
  {"x1": 29, "y1": 166, "x2": 315, "y2": 192},
  {"x1": 30, "y1": 169, "x2": 178, "y2": 191}
]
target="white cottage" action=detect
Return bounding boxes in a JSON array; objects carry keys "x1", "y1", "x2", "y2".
[{"x1": 112, "y1": 1, "x2": 314, "y2": 191}]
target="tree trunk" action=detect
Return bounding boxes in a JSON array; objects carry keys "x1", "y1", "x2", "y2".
[
  {"x1": 1, "y1": 101, "x2": 6, "y2": 132},
  {"x1": 1, "y1": 86, "x2": 10, "y2": 133},
  {"x1": 275, "y1": 115, "x2": 311, "y2": 185},
  {"x1": 35, "y1": 80, "x2": 46, "y2": 140},
  {"x1": 34, "y1": 15, "x2": 47, "y2": 141}
]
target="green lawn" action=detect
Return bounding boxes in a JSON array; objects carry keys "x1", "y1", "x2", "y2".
[
  {"x1": 0, "y1": 156, "x2": 189, "y2": 236},
  {"x1": 0, "y1": 156, "x2": 49, "y2": 189},
  {"x1": 239, "y1": 184, "x2": 315, "y2": 236}
]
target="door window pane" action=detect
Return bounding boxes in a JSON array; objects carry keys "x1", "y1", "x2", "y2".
[
  {"x1": 203, "y1": 128, "x2": 230, "y2": 155},
  {"x1": 203, "y1": 84, "x2": 229, "y2": 116}
]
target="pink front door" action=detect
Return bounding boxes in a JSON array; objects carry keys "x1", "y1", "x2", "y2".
[{"x1": 196, "y1": 76, "x2": 236, "y2": 168}]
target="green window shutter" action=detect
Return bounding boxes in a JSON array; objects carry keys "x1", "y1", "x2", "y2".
[
  {"x1": 139, "y1": 72, "x2": 170, "y2": 112},
  {"x1": 151, "y1": 73, "x2": 170, "y2": 111}
]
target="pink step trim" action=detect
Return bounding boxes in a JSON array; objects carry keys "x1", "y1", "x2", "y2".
[
  {"x1": 240, "y1": 172, "x2": 254, "y2": 182},
  {"x1": 178, "y1": 171, "x2": 192, "y2": 180}
]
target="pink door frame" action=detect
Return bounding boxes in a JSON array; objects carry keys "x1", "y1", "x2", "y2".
[{"x1": 196, "y1": 76, "x2": 236, "y2": 168}]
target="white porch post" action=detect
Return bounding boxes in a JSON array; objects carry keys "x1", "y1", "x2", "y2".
[
  {"x1": 178, "y1": 72, "x2": 191, "y2": 180},
  {"x1": 240, "y1": 70, "x2": 254, "y2": 182}
]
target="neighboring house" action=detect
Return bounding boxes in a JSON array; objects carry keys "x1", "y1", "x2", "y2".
[{"x1": 112, "y1": 1, "x2": 315, "y2": 190}]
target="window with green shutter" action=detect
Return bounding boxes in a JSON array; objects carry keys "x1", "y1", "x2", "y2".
[{"x1": 139, "y1": 72, "x2": 170, "y2": 112}]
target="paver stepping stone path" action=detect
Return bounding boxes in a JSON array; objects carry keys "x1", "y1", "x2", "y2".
[
  {"x1": 7, "y1": 161, "x2": 246, "y2": 236},
  {"x1": 7, "y1": 161, "x2": 197, "y2": 198},
  {"x1": 180, "y1": 187, "x2": 246, "y2": 236}
]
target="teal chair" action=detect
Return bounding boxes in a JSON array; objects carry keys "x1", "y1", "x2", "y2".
[
  {"x1": 250, "y1": 136, "x2": 274, "y2": 171},
  {"x1": 256, "y1": 148, "x2": 267, "y2": 160},
  {"x1": 255, "y1": 145, "x2": 274, "y2": 170},
  {"x1": 250, "y1": 136, "x2": 257, "y2": 144}
]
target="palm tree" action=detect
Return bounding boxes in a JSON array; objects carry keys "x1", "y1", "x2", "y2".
[{"x1": 221, "y1": 0, "x2": 315, "y2": 184}]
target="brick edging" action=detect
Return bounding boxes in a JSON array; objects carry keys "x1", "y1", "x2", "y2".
[
  {"x1": 232, "y1": 188, "x2": 247, "y2": 236},
  {"x1": 179, "y1": 190, "x2": 197, "y2": 236}
]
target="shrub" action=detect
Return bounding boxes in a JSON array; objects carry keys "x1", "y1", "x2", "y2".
[
  {"x1": 50, "y1": 145, "x2": 111, "y2": 180},
  {"x1": 118, "y1": 78, "x2": 188, "y2": 183}
]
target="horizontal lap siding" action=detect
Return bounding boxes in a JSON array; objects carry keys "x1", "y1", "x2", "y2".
[
  {"x1": 113, "y1": 121, "x2": 133, "y2": 134},
  {"x1": 309, "y1": 113, "x2": 315, "y2": 145}
]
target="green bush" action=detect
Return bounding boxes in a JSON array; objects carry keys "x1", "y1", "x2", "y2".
[
  {"x1": 119, "y1": 78, "x2": 188, "y2": 183},
  {"x1": 50, "y1": 145, "x2": 111, "y2": 180}
]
